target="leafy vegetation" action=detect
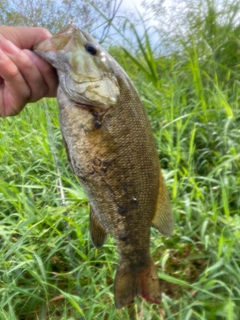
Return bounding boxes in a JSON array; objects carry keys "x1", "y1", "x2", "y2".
[
  {"x1": 0, "y1": 0, "x2": 240, "y2": 319},
  {"x1": 0, "y1": 0, "x2": 119, "y2": 34}
]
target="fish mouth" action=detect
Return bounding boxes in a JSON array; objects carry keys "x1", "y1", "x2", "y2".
[
  {"x1": 66, "y1": 96, "x2": 117, "y2": 110},
  {"x1": 66, "y1": 99, "x2": 97, "y2": 109},
  {"x1": 59, "y1": 73, "x2": 119, "y2": 109}
]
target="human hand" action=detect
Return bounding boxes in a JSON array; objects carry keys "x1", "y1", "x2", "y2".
[{"x1": 0, "y1": 26, "x2": 58, "y2": 117}]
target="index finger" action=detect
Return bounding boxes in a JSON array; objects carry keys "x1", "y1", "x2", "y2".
[{"x1": 0, "y1": 26, "x2": 52, "y2": 49}]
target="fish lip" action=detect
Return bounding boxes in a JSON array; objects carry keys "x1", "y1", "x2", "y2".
[
  {"x1": 66, "y1": 99, "x2": 107, "y2": 111},
  {"x1": 69, "y1": 75, "x2": 102, "y2": 84}
]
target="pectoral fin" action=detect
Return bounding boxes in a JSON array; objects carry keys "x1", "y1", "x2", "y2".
[
  {"x1": 90, "y1": 207, "x2": 108, "y2": 248},
  {"x1": 152, "y1": 170, "x2": 174, "y2": 237}
]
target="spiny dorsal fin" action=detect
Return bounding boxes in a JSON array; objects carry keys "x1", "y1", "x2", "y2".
[
  {"x1": 152, "y1": 170, "x2": 174, "y2": 237},
  {"x1": 90, "y1": 207, "x2": 108, "y2": 248}
]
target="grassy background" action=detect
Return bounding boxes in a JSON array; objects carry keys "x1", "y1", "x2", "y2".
[{"x1": 1, "y1": 11, "x2": 240, "y2": 320}]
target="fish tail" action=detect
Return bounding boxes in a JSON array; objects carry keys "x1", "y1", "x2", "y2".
[{"x1": 114, "y1": 258, "x2": 161, "y2": 309}]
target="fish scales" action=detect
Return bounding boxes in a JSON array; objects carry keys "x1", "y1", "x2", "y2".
[
  {"x1": 59, "y1": 82, "x2": 158, "y2": 262},
  {"x1": 34, "y1": 22, "x2": 173, "y2": 309}
]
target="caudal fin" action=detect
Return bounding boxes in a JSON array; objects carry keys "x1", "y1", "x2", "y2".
[{"x1": 114, "y1": 259, "x2": 161, "y2": 309}]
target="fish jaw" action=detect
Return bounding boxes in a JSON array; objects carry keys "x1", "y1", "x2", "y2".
[{"x1": 34, "y1": 22, "x2": 120, "y2": 109}]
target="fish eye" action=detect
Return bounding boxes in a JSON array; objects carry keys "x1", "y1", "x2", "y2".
[{"x1": 85, "y1": 43, "x2": 98, "y2": 56}]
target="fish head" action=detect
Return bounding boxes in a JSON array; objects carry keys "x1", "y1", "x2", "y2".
[{"x1": 34, "y1": 22, "x2": 120, "y2": 108}]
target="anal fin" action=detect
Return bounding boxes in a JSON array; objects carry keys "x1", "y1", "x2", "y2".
[
  {"x1": 90, "y1": 206, "x2": 108, "y2": 248},
  {"x1": 152, "y1": 170, "x2": 174, "y2": 237}
]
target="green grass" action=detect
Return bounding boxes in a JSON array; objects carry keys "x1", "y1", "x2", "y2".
[{"x1": 1, "y1": 14, "x2": 240, "y2": 320}]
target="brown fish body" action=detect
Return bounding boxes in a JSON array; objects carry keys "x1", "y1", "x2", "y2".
[{"x1": 34, "y1": 23, "x2": 173, "y2": 308}]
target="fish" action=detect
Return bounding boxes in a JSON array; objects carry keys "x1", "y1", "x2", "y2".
[{"x1": 34, "y1": 22, "x2": 173, "y2": 309}]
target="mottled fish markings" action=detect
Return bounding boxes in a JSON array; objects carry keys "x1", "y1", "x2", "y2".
[{"x1": 34, "y1": 22, "x2": 174, "y2": 309}]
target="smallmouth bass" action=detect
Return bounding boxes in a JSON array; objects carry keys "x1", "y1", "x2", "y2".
[{"x1": 34, "y1": 23, "x2": 173, "y2": 309}]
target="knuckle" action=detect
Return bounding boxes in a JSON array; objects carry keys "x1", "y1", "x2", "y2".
[
  {"x1": 29, "y1": 83, "x2": 48, "y2": 102},
  {"x1": 19, "y1": 87, "x2": 31, "y2": 101},
  {"x1": 7, "y1": 64, "x2": 19, "y2": 79}
]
